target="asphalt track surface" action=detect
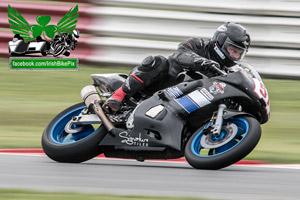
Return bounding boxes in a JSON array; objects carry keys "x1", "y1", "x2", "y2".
[{"x1": 1, "y1": 154, "x2": 300, "y2": 200}]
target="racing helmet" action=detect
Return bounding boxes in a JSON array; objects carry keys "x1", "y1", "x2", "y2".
[
  {"x1": 72, "y1": 29, "x2": 80, "y2": 41},
  {"x1": 211, "y1": 22, "x2": 250, "y2": 67}
]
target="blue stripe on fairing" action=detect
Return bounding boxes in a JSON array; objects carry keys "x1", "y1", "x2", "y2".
[{"x1": 176, "y1": 95, "x2": 199, "y2": 113}]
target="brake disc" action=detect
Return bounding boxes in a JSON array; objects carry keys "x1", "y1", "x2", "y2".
[{"x1": 200, "y1": 123, "x2": 238, "y2": 149}]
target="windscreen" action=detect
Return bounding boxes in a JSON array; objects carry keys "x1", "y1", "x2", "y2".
[{"x1": 235, "y1": 62, "x2": 263, "y2": 81}]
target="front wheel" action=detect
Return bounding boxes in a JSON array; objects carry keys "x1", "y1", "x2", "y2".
[
  {"x1": 185, "y1": 116, "x2": 261, "y2": 170},
  {"x1": 42, "y1": 102, "x2": 107, "y2": 163}
]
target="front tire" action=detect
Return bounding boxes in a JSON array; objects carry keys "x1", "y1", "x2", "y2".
[
  {"x1": 185, "y1": 116, "x2": 261, "y2": 170},
  {"x1": 42, "y1": 102, "x2": 107, "y2": 163}
]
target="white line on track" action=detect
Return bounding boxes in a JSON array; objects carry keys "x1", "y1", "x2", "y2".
[{"x1": 1, "y1": 152, "x2": 300, "y2": 170}]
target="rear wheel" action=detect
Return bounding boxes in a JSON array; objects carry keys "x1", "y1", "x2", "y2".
[
  {"x1": 42, "y1": 102, "x2": 107, "y2": 163},
  {"x1": 185, "y1": 116, "x2": 261, "y2": 170}
]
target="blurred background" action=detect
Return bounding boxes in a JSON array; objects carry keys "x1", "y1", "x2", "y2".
[{"x1": 0, "y1": 0, "x2": 300, "y2": 163}]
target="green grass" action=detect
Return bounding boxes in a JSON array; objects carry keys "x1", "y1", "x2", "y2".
[
  {"x1": 1, "y1": 57, "x2": 300, "y2": 163},
  {"x1": 245, "y1": 78, "x2": 300, "y2": 163},
  {"x1": 0, "y1": 189, "x2": 210, "y2": 200},
  {"x1": 0, "y1": 57, "x2": 130, "y2": 148}
]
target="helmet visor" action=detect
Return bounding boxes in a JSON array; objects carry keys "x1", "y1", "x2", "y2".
[{"x1": 222, "y1": 38, "x2": 248, "y2": 61}]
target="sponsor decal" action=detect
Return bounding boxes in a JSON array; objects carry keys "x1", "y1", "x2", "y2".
[
  {"x1": 252, "y1": 78, "x2": 270, "y2": 116},
  {"x1": 200, "y1": 88, "x2": 214, "y2": 101},
  {"x1": 166, "y1": 87, "x2": 183, "y2": 98},
  {"x1": 119, "y1": 131, "x2": 149, "y2": 146},
  {"x1": 209, "y1": 82, "x2": 226, "y2": 95},
  {"x1": 214, "y1": 44, "x2": 226, "y2": 59}
]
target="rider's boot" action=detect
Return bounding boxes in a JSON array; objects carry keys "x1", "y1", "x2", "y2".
[
  {"x1": 102, "y1": 56, "x2": 160, "y2": 113},
  {"x1": 102, "y1": 73, "x2": 145, "y2": 113},
  {"x1": 102, "y1": 55, "x2": 168, "y2": 114}
]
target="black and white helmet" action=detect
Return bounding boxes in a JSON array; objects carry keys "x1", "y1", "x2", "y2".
[
  {"x1": 211, "y1": 22, "x2": 250, "y2": 67},
  {"x1": 72, "y1": 29, "x2": 80, "y2": 41}
]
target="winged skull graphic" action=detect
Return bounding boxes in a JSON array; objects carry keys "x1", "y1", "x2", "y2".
[{"x1": 8, "y1": 4, "x2": 78, "y2": 42}]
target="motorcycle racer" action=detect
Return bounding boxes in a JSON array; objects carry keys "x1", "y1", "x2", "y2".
[
  {"x1": 103, "y1": 22, "x2": 251, "y2": 113},
  {"x1": 49, "y1": 29, "x2": 80, "y2": 56}
]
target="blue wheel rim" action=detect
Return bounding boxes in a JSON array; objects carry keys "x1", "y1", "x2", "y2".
[
  {"x1": 191, "y1": 117, "x2": 249, "y2": 157},
  {"x1": 50, "y1": 106, "x2": 101, "y2": 144}
]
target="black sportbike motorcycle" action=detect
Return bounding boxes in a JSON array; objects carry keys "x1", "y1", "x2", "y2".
[{"x1": 42, "y1": 62, "x2": 270, "y2": 170}]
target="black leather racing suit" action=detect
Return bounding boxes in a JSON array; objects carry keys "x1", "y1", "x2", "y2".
[
  {"x1": 121, "y1": 37, "x2": 225, "y2": 97},
  {"x1": 169, "y1": 37, "x2": 225, "y2": 79}
]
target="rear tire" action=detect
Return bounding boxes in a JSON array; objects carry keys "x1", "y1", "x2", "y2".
[
  {"x1": 42, "y1": 102, "x2": 107, "y2": 163},
  {"x1": 185, "y1": 116, "x2": 261, "y2": 170}
]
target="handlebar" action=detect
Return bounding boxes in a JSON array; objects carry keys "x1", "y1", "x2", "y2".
[
  {"x1": 193, "y1": 57, "x2": 227, "y2": 76},
  {"x1": 211, "y1": 64, "x2": 227, "y2": 76}
]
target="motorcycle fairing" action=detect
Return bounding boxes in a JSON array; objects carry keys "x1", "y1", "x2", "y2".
[
  {"x1": 214, "y1": 70, "x2": 270, "y2": 123},
  {"x1": 99, "y1": 66, "x2": 268, "y2": 153},
  {"x1": 99, "y1": 77, "x2": 253, "y2": 151},
  {"x1": 100, "y1": 92, "x2": 185, "y2": 151}
]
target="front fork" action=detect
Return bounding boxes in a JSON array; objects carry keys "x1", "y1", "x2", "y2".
[{"x1": 204, "y1": 104, "x2": 227, "y2": 137}]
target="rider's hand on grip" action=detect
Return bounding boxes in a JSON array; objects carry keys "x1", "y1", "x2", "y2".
[
  {"x1": 194, "y1": 57, "x2": 225, "y2": 76},
  {"x1": 194, "y1": 57, "x2": 220, "y2": 71},
  {"x1": 207, "y1": 63, "x2": 225, "y2": 76}
]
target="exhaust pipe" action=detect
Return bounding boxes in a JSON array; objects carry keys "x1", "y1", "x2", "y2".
[{"x1": 80, "y1": 85, "x2": 115, "y2": 132}]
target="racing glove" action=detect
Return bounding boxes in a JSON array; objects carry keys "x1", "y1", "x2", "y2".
[{"x1": 194, "y1": 57, "x2": 224, "y2": 76}]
